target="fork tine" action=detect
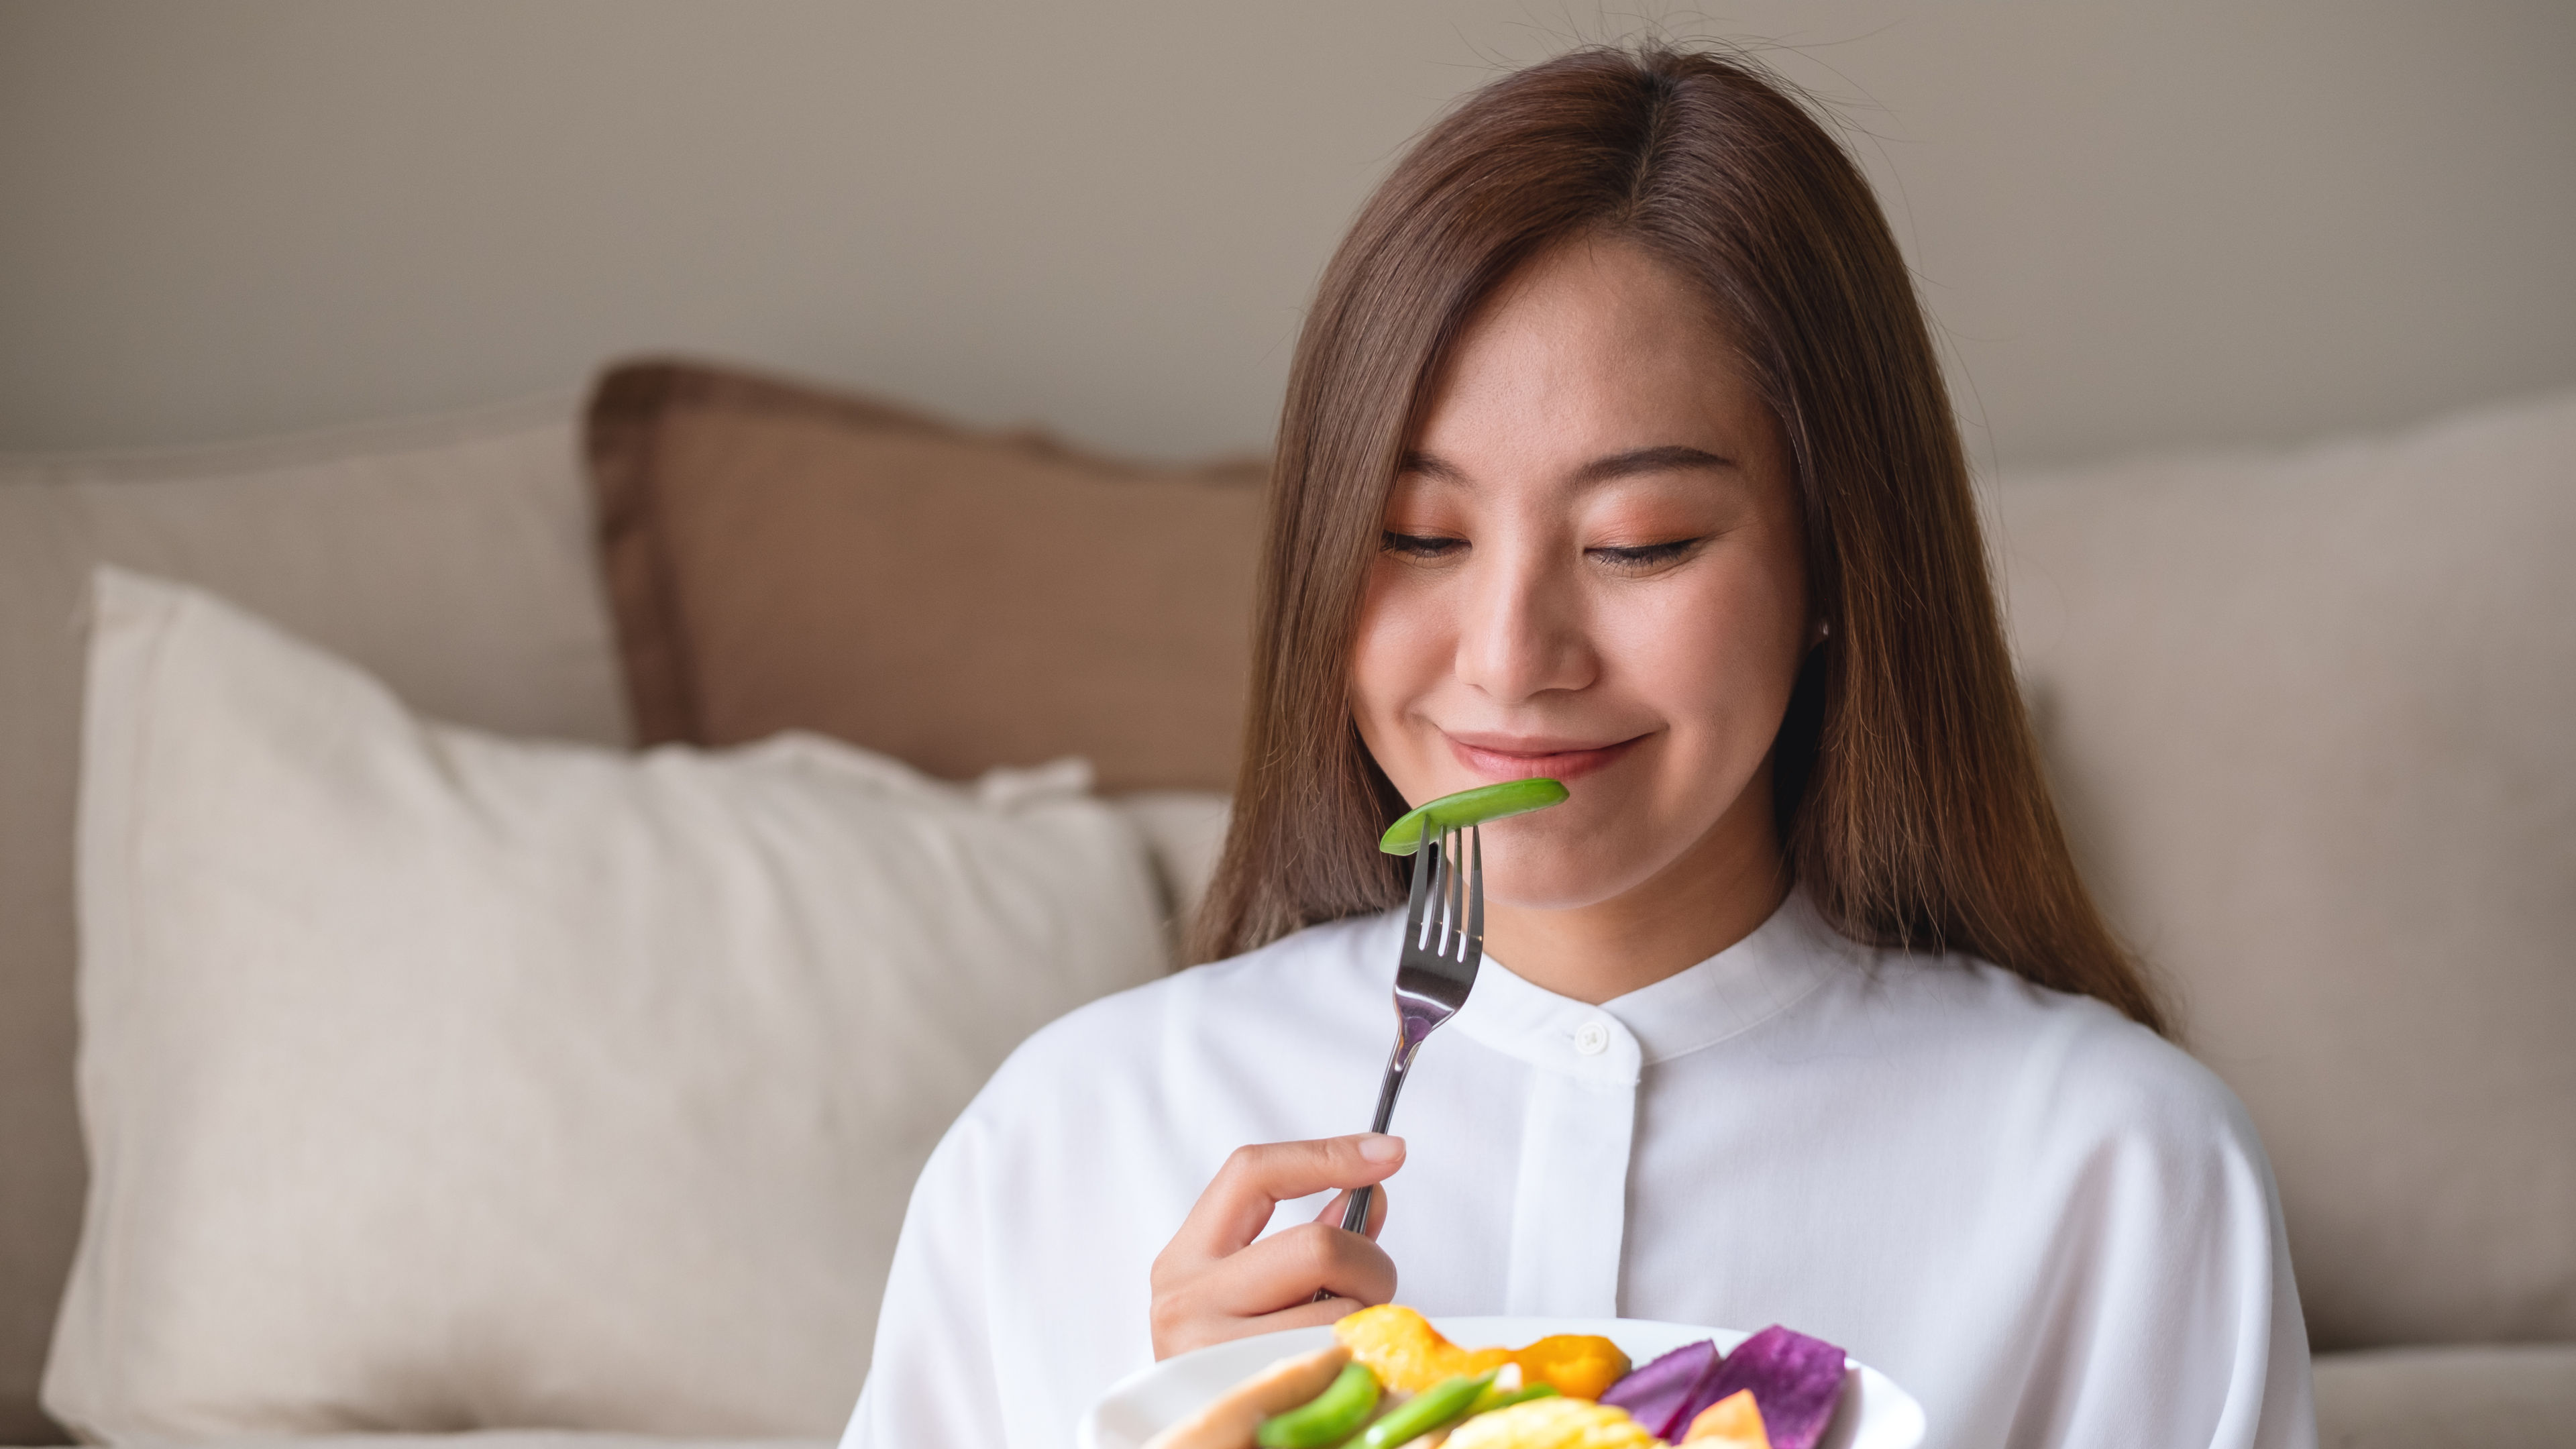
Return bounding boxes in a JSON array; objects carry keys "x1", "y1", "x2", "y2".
[
  {"x1": 1444, "y1": 826, "x2": 1465, "y2": 956},
  {"x1": 1403, "y1": 816, "x2": 1434, "y2": 945},
  {"x1": 1428, "y1": 829, "x2": 1451, "y2": 952},
  {"x1": 1454, "y1": 827, "x2": 1471, "y2": 959},
  {"x1": 1465, "y1": 824, "x2": 1484, "y2": 958}
]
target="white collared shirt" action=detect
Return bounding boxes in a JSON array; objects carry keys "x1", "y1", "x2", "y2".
[{"x1": 841, "y1": 893, "x2": 2316, "y2": 1449}]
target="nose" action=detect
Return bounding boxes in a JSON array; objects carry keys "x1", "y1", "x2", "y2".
[{"x1": 1453, "y1": 534, "x2": 1597, "y2": 704}]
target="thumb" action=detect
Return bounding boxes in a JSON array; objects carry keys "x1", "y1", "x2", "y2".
[{"x1": 1313, "y1": 1181, "x2": 1393, "y2": 1239}]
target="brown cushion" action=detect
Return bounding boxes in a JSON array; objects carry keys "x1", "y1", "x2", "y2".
[{"x1": 585, "y1": 360, "x2": 1268, "y2": 792}]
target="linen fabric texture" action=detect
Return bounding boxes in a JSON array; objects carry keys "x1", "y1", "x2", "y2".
[
  {"x1": 584, "y1": 358, "x2": 1267, "y2": 792},
  {"x1": 1986, "y1": 390, "x2": 2576, "y2": 1350},
  {"x1": 845, "y1": 896, "x2": 2316, "y2": 1449},
  {"x1": 47, "y1": 571, "x2": 1169, "y2": 1440},
  {"x1": 0, "y1": 399, "x2": 623, "y2": 1444}
]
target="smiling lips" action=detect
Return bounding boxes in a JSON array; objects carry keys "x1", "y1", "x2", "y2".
[{"x1": 1444, "y1": 731, "x2": 1644, "y2": 782}]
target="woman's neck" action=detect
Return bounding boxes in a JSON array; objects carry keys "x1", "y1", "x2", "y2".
[{"x1": 1479, "y1": 786, "x2": 1790, "y2": 1006}]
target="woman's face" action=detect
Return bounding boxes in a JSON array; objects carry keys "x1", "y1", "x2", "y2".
[{"x1": 1351, "y1": 237, "x2": 1811, "y2": 913}]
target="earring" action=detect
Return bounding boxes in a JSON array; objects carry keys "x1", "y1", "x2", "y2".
[{"x1": 1813, "y1": 619, "x2": 1833, "y2": 643}]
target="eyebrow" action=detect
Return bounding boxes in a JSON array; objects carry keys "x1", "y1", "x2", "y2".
[{"x1": 1398, "y1": 443, "x2": 1738, "y2": 488}]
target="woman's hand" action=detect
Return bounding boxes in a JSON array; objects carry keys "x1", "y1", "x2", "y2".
[{"x1": 1149, "y1": 1134, "x2": 1405, "y2": 1360}]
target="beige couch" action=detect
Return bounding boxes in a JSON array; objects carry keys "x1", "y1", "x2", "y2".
[{"x1": 2, "y1": 380, "x2": 2569, "y2": 1447}]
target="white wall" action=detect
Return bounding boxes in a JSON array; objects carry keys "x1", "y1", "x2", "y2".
[{"x1": 2, "y1": 0, "x2": 2571, "y2": 470}]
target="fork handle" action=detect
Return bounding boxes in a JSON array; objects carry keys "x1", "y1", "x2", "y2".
[{"x1": 1336, "y1": 1027, "x2": 1422, "y2": 1234}]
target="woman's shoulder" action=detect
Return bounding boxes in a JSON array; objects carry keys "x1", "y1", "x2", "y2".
[{"x1": 1839, "y1": 944, "x2": 2260, "y2": 1155}]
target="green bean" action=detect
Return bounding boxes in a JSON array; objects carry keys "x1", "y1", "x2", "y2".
[
  {"x1": 1464, "y1": 1383, "x2": 1561, "y2": 1415},
  {"x1": 1355, "y1": 1372, "x2": 1494, "y2": 1449},
  {"x1": 1379, "y1": 779, "x2": 1570, "y2": 855},
  {"x1": 1256, "y1": 1362, "x2": 1381, "y2": 1449}
]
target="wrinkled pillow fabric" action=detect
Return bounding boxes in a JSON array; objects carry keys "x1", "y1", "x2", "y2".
[
  {"x1": 47, "y1": 570, "x2": 1167, "y2": 1439},
  {"x1": 0, "y1": 397, "x2": 620, "y2": 1442},
  {"x1": 584, "y1": 358, "x2": 1266, "y2": 792},
  {"x1": 1987, "y1": 389, "x2": 2576, "y2": 1349}
]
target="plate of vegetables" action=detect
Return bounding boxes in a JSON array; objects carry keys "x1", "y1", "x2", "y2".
[{"x1": 1085, "y1": 1305, "x2": 1924, "y2": 1449}]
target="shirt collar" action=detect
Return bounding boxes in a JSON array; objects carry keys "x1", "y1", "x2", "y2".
[{"x1": 1444, "y1": 888, "x2": 1856, "y2": 1079}]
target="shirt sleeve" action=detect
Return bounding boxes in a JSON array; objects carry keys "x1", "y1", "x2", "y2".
[
  {"x1": 2004, "y1": 1030, "x2": 2318, "y2": 1449},
  {"x1": 837, "y1": 1103, "x2": 1007, "y2": 1449}
]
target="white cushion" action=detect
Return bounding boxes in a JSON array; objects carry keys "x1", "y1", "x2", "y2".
[
  {"x1": 1108, "y1": 790, "x2": 1231, "y2": 957},
  {"x1": 0, "y1": 398, "x2": 625, "y2": 1441},
  {"x1": 45, "y1": 570, "x2": 1169, "y2": 1439},
  {"x1": 1986, "y1": 389, "x2": 2576, "y2": 1348}
]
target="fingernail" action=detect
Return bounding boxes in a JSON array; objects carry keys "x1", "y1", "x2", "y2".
[{"x1": 1356, "y1": 1134, "x2": 1403, "y2": 1163}]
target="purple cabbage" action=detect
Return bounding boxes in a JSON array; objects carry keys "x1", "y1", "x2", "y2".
[
  {"x1": 1598, "y1": 1339, "x2": 1723, "y2": 1440},
  {"x1": 1685, "y1": 1326, "x2": 1850, "y2": 1449},
  {"x1": 1601, "y1": 1327, "x2": 1851, "y2": 1446}
]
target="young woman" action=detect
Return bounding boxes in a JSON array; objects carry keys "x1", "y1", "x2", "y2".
[{"x1": 843, "y1": 45, "x2": 2311, "y2": 1449}]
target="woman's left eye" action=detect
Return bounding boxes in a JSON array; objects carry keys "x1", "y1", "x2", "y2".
[
  {"x1": 1382, "y1": 531, "x2": 1467, "y2": 559},
  {"x1": 1588, "y1": 537, "x2": 1705, "y2": 570}
]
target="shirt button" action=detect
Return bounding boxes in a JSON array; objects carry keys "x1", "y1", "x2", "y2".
[{"x1": 1573, "y1": 1020, "x2": 1611, "y2": 1056}]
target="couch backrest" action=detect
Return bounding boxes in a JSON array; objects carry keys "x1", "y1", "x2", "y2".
[
  {"x1": 0, "y1": 401, "x2": 629, "y2": 1443},
  {"x1": 3, "y1": 384, "x2": 2567, "y2": 1440},
  {"x1": 1986, "y1": 389, "x2": 2576, "y2": 1350}
]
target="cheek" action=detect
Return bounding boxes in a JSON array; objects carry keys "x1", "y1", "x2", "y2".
[
  {"x1": 1348, "y1": 564, "x2": 1450, "y2": 758},
  {"x1": 1600, "y1": 558, "x2": 1805, "y2": 728}
]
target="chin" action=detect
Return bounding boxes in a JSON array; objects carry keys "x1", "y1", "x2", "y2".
[
  {"x1": 1464, "y1": 782, "x2": 1741, "y2": 914},
  {"x1": 1475, "y1": 836, "x2": 1667, "y2": 913}
]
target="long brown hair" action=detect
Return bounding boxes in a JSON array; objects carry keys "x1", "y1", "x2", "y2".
[{"x1": 1191, "y1": 44, "x2": 2166, "y2": 1034}]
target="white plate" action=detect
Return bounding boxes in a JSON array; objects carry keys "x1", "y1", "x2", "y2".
[{"x1": 1081, "y1": 1316, "x2": 1925, "y2": 1449}]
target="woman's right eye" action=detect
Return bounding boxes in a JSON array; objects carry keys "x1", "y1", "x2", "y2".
[{"x1": 1381, "y1": 531, "x2": 1466, "y2": 559}]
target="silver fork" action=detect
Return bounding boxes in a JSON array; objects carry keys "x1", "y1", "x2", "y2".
[{"x1": 1337, "y1": 818, "x2": 1484, "y2": 1235}]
